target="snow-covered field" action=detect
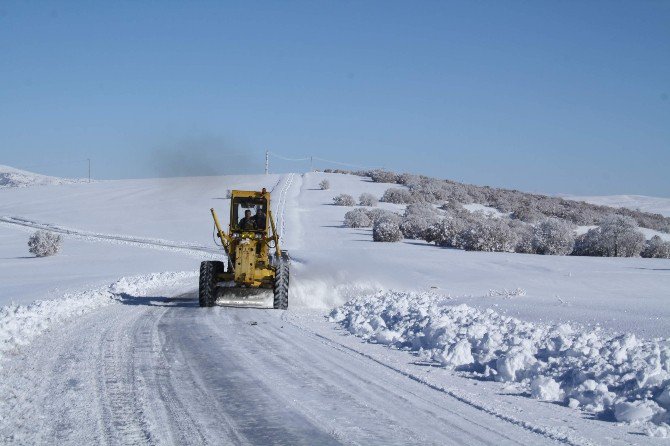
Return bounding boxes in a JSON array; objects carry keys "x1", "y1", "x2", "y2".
[{"x1": 1, "y1": 169, "x2": 669, "y2": 444}]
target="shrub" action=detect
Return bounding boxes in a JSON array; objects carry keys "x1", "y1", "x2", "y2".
[
  {"x1": 369, "y1": 169, "x2": 399, "y2": 184},
  {"x1": 366, "y1": 208, "x2": 401, "y2": 225},
  {"x1": 319, "y1": 179, "x2": 330, "y2": 190},
  {"x1": 400, "y1": 203, "x2": 440, "y2": 239},
  {"x1": 358, "y1": 193, "x2": 378, "y2": 207},
  {"x1": 333, "y1": 194, "x2": 355, "y2": 206},
  {"x1": 380, "y1": 187, "x2": 414, "y2": 204},
  {"x1": 397, "y1": 173, "x2": 421, "y2": 186},
  {"x1": 459, "y1": 218, "x2": 518, "y2": 252},
  {"x1": 641, "y1": 235, "x2": 670, "y2": 259},
  {"x1": 373, "y1": 219, "x2": 403, "y2": 242},
  {"x1": 424, "y1": 216, "x2": 469, "y2": 248},
  {"x1": 344, "y1": 208, "x2": 372, "y2": 228},
  {"x1": 532, "y1": 218, "x2": 576, "y2": 255},
  {"x1": 28, "y1": 230, "x2": 62, "y2": 257}
]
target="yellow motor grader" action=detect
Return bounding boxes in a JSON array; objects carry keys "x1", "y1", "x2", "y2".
[{"x1": 200, "y1": 188, "x2": 289, "y2": 309}]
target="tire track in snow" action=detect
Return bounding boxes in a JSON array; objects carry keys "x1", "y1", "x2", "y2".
[
  {"x1": 96, "y1": 309, "x2": 155, "y2": 446},
  {"x1": 0, "y1": 216, "x2": 222, "y2": 259},
  {"x1": 271, "y1": 172, "x2": 295, "y2": 244}
]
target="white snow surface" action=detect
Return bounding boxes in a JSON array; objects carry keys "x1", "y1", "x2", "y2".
[{"x1": 0, "y1": 169, "x2": 669, "y2": 443}]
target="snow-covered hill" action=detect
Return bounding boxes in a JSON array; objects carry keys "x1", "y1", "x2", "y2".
[
  {"x1": 0, "y1": 170, "x2": 668, "y2": 443},
  {"x1": 0, "y1": 164, "x2": 86, "y2": 188},
  {"x1": 563, "y1": 194, "x2": 670, "y2": 217}
]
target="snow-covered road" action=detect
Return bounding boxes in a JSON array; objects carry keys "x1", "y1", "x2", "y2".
[{"x1": 1, "y1": 283, "x2": 559, "y2": 445}]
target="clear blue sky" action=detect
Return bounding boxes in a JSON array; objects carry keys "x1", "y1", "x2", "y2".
[{"x1": 1, "y1": 1, "x2": 668, "y2": 195}]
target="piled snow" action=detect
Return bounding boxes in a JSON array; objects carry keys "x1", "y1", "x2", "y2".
[
  {"x1": 0, "y1": 271, "x2": 196, "y2": 363},
  {"x1": 0, "y1": 165, "x2": 85, "y2": 188},
  {"x1": 330, "y1": 291, "x2": 670, "y2": 434}
]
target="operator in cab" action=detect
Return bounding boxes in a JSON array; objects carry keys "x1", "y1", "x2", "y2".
[
  {"x1": 254, "y1": 207, "x2": 266, "y2": 230},
  {"x1": 238, "y1": 209, "x2": 257, "y2": 230}
]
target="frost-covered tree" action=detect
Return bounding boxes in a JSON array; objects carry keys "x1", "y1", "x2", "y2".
[
  {"x1": 319, "y1": 179, "x2": 330, "y2": 190},
  {"x1": 399, "y1": 203, "x2": 440, "y2": 239},
  {"x1": 598, "y1": 215, "x2": 645, "y2": 257},
  {"x1": 440, "y1": 199, "x2": 464, "y2": 213},
  {"x1": 380, "y1": 187, "x2": 414, "y2": 204},
  {"x1": 574, "y1": 215, "x2": 645, "y2": 257},
  {"x1": 511, "y1": 204, "x2": 544, "y2": 223},
  {"x1": 344, "y1": 208, "x2": 372, "y2": 228},
  {"x1": 510, "y1": 221, "x2": 536, "y2": 254},
  {"x1": 332, "y1": 168, "x2": 670, "y2": 235},
  {"x1": 532, "y1": 218, "x2": 576, "y2": 255},
  {"x1": 573, "y1": 229, "x2": 604, "y2": 256},
  {"x1": 358, "y1": 192, "x2": 378, "y2": 207},
  {"x1": 373, "y1": 219, "x2": 403, "y2": 242},
  {"x1": 459, "y1": 218, "x2": 518, "y2": 252},
  {"x1": 333, "y1": 194, "x2": 356, "y2": 206},
  {"x1": 28, "y1": 230, "x2": 62, "y2": 257},
  {"x1": 641, "y1": 235, "x2": 670, "y2": 259}
]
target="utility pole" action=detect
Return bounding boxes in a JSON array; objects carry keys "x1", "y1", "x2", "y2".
[
  {"x1": 310, "y1": 156, "x2": 313, "y2": 172},
  {"x1": 87, "y1": 158, "x2": 91, "y2": 183},
  {"x1": 265, "y1": 150, "x2": 269, "y2": 175}
]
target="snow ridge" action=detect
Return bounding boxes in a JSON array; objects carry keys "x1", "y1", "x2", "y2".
[
  {"x1": 0, "y1": 216, "x2": 222, "y2": 258},
  {"x1": 330, "y1": 291, "x2": 670, "y2": 436}
]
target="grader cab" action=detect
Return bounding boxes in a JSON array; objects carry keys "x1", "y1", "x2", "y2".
[{"x1": 199, "y1": 188, "x2": 289, "y2": 309}]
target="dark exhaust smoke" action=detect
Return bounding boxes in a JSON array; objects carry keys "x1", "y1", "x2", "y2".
[{"x1": 150, "y1": 136, "x2": 258, "y2": 177}]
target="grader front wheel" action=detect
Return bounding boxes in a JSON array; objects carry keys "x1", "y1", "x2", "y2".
[
  {"x1": 273, "y1": 252, "x2": 289, "y2": 310},
  {"x1": 199, "y1": 261, "x2": 223, "y2": 307}
]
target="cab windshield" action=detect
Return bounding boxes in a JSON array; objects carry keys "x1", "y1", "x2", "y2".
[{"x1": 232, "y1": 197, "x2": 268, "y2": 232}]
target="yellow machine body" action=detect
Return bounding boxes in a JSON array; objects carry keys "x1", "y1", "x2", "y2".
[{"x1": 210, "y1": 188, "x2": 281, "y2": 289}]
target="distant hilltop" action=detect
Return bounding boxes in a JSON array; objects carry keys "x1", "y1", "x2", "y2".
[{"x1": 0, "y1": 165, "x2": 88, "y2": 188}]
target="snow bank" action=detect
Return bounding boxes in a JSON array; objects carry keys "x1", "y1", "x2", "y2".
[
  {"x1": 330, "y1": 291, "x2": 670, "y2": 435},
  {"x1": 0, "y1": 271, "x2": 196, "y2": 364}
]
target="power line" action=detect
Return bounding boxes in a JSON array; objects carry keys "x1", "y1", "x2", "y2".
[
  {"x1": 266, "y1": 151, "x2": 379, "y2": 171},
  {"x1": 312, "y1": 157, "x2": 378, "y2": 170},
  {"x1": 267, "y1": 152, "x2": 311, "y2": 162}
]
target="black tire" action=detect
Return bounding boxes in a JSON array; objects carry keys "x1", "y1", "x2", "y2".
[
  {"x1": 273, "y1": 251, "x2": 290, "y2": 310},
  {"x1": 199, "y1": 261, "x2": 223, "y2": 307}
]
